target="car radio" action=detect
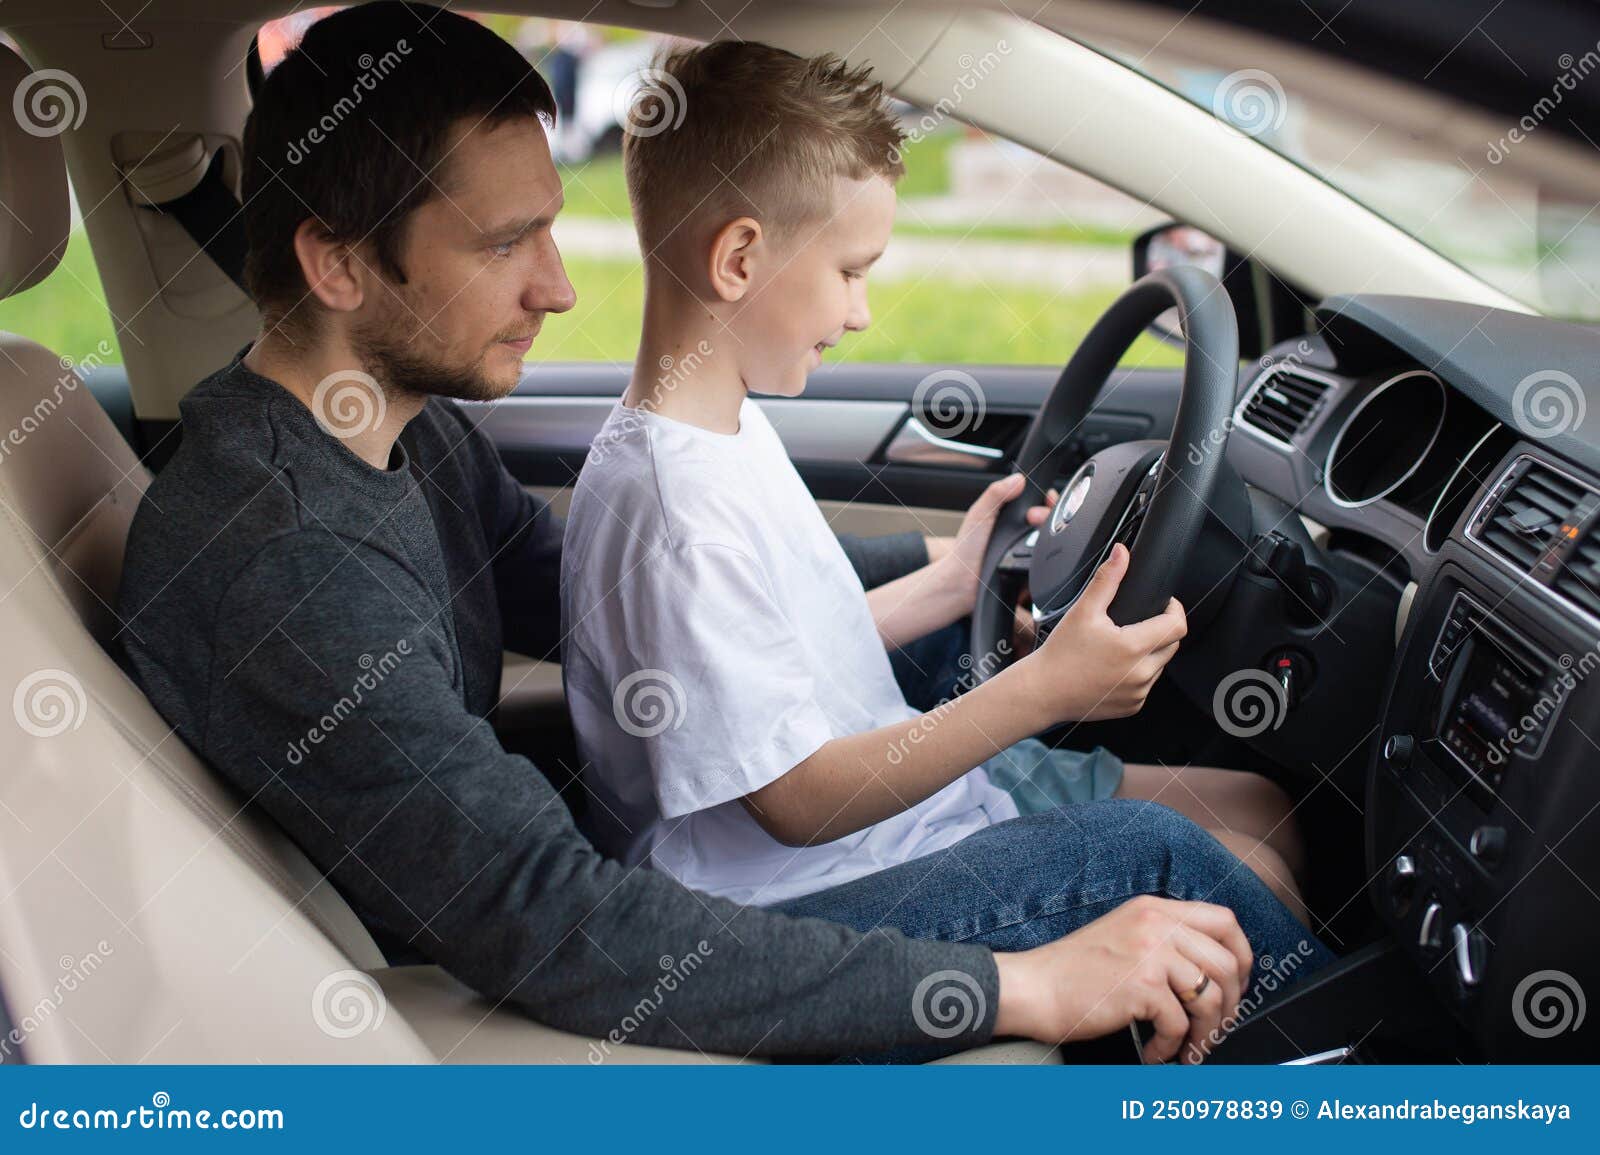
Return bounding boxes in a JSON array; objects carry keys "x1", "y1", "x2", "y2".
[{"x1": 1427, "y1": 592, "x2": 1567, "y2": 803}]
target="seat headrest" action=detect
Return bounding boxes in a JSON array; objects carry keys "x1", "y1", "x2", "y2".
[{"x1": 0, "y1": 45, "x2": 72, "y2": 300}]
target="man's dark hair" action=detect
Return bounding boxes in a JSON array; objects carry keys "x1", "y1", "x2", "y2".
[{"x1": 241, "y1": 2, "x2": 556, "y2": 329}]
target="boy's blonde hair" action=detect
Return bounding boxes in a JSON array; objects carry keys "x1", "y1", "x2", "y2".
[{"x1": 622, "y1": 41, "x2": 906, "y2": 254}]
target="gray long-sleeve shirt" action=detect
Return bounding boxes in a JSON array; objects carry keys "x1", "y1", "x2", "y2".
[{"x1": 114, "y1": 356, "x2": 1000, "y2": 1058}]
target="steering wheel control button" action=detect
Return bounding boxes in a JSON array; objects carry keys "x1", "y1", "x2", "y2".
[{"x1": 1384, "y1": 733, "x2": 1415, "y2": 771}]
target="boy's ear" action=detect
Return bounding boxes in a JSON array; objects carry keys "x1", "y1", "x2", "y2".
[
  {"x1": 705, "y1": 217, "x2": 763, "y2": 303},
  {"x1": 292, "y1": 218, "x2": 369, "y2": 316}
]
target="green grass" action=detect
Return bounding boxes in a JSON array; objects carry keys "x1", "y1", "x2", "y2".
[
  {"x1": 0, "y1": 221, "x2": 1178, "y2": 370},
  {"x1": 539, "y1": 256, "x2": 1183, "y2": 367},
  {"x1": 554, "y1": 132, "x2": 1137, "y2": 249},
  {"x1": 0, "y1": 227, "x2": 118, "y2": 359}
]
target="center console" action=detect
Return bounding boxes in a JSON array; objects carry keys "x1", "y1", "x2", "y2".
[{"x1": 1366, "y1": 561, "x2": 1600, "y2": 1061}]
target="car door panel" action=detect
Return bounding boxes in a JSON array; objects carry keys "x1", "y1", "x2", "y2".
[{"x1": 494, "y1": 361, "x2": 1184, "y2": 519}]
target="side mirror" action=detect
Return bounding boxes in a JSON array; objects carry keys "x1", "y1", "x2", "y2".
[{"x1": 1132, "y1": 222, "x2": 1312, "y2": 360}]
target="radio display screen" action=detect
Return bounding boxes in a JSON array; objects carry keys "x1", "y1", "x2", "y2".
[{"x1": 1438, "y1": 635, "x2": 1555, "y2": 792}]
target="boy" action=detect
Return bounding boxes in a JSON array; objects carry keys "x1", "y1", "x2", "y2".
[{"x1": 560, "y1": 41, "x2": 1306, "y2": 917}]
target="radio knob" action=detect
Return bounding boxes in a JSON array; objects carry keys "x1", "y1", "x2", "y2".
[
  {"x1": 1469, "y1": 825, "x2": 1506, "y2": 868},
  {"x1": 1418, "y1": 899, "x2": 1444, "y2": 953},
  {"x1": 1450, "y1": 922, "x2": 1488, "y2": 992},
  {"x1": 1384, "y1": 733, "x2": 1414, "y2": 770}
]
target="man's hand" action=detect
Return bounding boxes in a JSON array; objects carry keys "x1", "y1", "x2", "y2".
[
  {"x1": 992, "y1": 895, "x2": 1254, "y2": 1064},
  {"x1": 928, "y1": 474, "x2": 1059, "y2": 613},
  {"x1": 1020, "y1": 541, "x2": 1187, "y2": 723}
]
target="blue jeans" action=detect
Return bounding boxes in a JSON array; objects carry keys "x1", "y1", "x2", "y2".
[
  {"x1": 777, "y1": 798, "x2": 1336, "y2": 1059},
  {"x1": 889, "y1": 618, "x2": 974, "y2": 711}
]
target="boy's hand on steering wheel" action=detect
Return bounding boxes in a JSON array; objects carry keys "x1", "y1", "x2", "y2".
[{"x1": 935, "y1": 474, "x2": 1058, "y2": 614}]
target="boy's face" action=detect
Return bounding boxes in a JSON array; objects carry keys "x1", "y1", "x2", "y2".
[{"x1": 734, "y1": 174, "x2": 895, "y2": 396}]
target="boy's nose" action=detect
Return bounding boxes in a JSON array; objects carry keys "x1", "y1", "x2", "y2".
[{"x1": 844, "y1": 288, "x2": 871, "y2": 332}]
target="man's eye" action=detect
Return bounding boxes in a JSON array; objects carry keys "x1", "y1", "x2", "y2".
[{"x1": 491, "y1": 241, "x2": 516, "y2": 258}]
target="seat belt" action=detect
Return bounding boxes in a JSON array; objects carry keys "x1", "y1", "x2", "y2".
[
  {"x1": 121, "y1": 136, "x2": 249, "y2": 291},
  {"x1": 146, "y1": 150, "x2": 248, "y2": 291}
]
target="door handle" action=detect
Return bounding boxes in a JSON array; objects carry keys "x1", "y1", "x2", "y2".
[{"x1": 883, "y1": 416, "x2": 1004, "y2": 470}]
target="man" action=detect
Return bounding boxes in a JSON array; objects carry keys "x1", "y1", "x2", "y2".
[{"x1": 117, "y1": 2, "x2": 1327, "y2": 1063}]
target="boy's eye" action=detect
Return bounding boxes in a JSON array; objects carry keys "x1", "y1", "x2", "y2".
[{"x1": 842, "y1": 269, "x2": 862, "y2": 281}]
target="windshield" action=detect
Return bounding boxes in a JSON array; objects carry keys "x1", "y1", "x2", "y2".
[{"x1": 1048, "y1": 9, "x2": 1600, "y2": 321}]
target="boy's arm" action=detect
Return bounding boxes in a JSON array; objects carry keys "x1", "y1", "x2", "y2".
[
  {"x1": 743, "y1": 545, "x2": 1186, "y2": 846},
  {"x1": 863, "y1": 475, "x2": 1058, "y2": 650}
]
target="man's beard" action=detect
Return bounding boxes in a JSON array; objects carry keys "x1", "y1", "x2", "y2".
[{"x1": 352, "y1": 300, "x2": 522, "y2": 405}]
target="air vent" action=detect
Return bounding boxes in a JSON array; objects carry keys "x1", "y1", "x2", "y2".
[
  {"x1": 1471, "y1": 458, "x2": 1594, "y2": 574},
  {"x1": 1238, "y1": 364, "x2": 1334, "y2": 446},
  {"x1": 1555, "y1": 531, "x2": 1600, "y2": 619}
]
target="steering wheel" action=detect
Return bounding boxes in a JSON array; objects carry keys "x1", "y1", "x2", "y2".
[{"x1": 971, "y1": 265, "x2": 1239, "y2": 675}]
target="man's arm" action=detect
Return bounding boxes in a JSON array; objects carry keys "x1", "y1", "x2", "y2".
[
  {"x1": 205, "y1": 530, "x2": 999, "y2": 1058},
  {"x1": 834, "y1": 530, "x2": 928, "y2": 589}
]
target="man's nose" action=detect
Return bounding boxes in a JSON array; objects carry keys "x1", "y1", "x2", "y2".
[{"x1": 525, "y1": 241, "x2": 577, "y2": 315}]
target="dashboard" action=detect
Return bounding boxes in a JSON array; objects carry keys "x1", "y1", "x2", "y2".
[{"x1": 1220, "y1": 294, "x2": 1600, "y2": 1061}]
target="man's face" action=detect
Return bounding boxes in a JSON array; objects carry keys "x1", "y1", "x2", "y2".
[
  {"x1": 353, "y1": 116, "x2": 576, "y2": 402},
  {"x1": 732, "y1": 173, "x2": 894, "y2": 397}
]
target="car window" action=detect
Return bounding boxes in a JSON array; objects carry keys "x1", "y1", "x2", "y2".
[
  {"x1": 263, "y1": 12, "x2": 1180, "y2": 370},
  {"x1": 1046, "y1": 9, "x2": 1600, "y2": 322},
  {"x1": 0, "y1": 15, "x2": 1181, "y2": 371}
]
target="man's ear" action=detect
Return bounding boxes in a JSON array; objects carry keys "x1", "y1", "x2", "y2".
[
  {"x1": 291, "y1": 218, "x2": 368, "y2": 315},
  {"x1": 705, "y1": 216, "x2": 763, "y2": 303}
]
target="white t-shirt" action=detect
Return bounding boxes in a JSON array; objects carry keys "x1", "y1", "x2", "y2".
[{"x1": 559, "y1": 398, "x2": 1019, "y2": 905}]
